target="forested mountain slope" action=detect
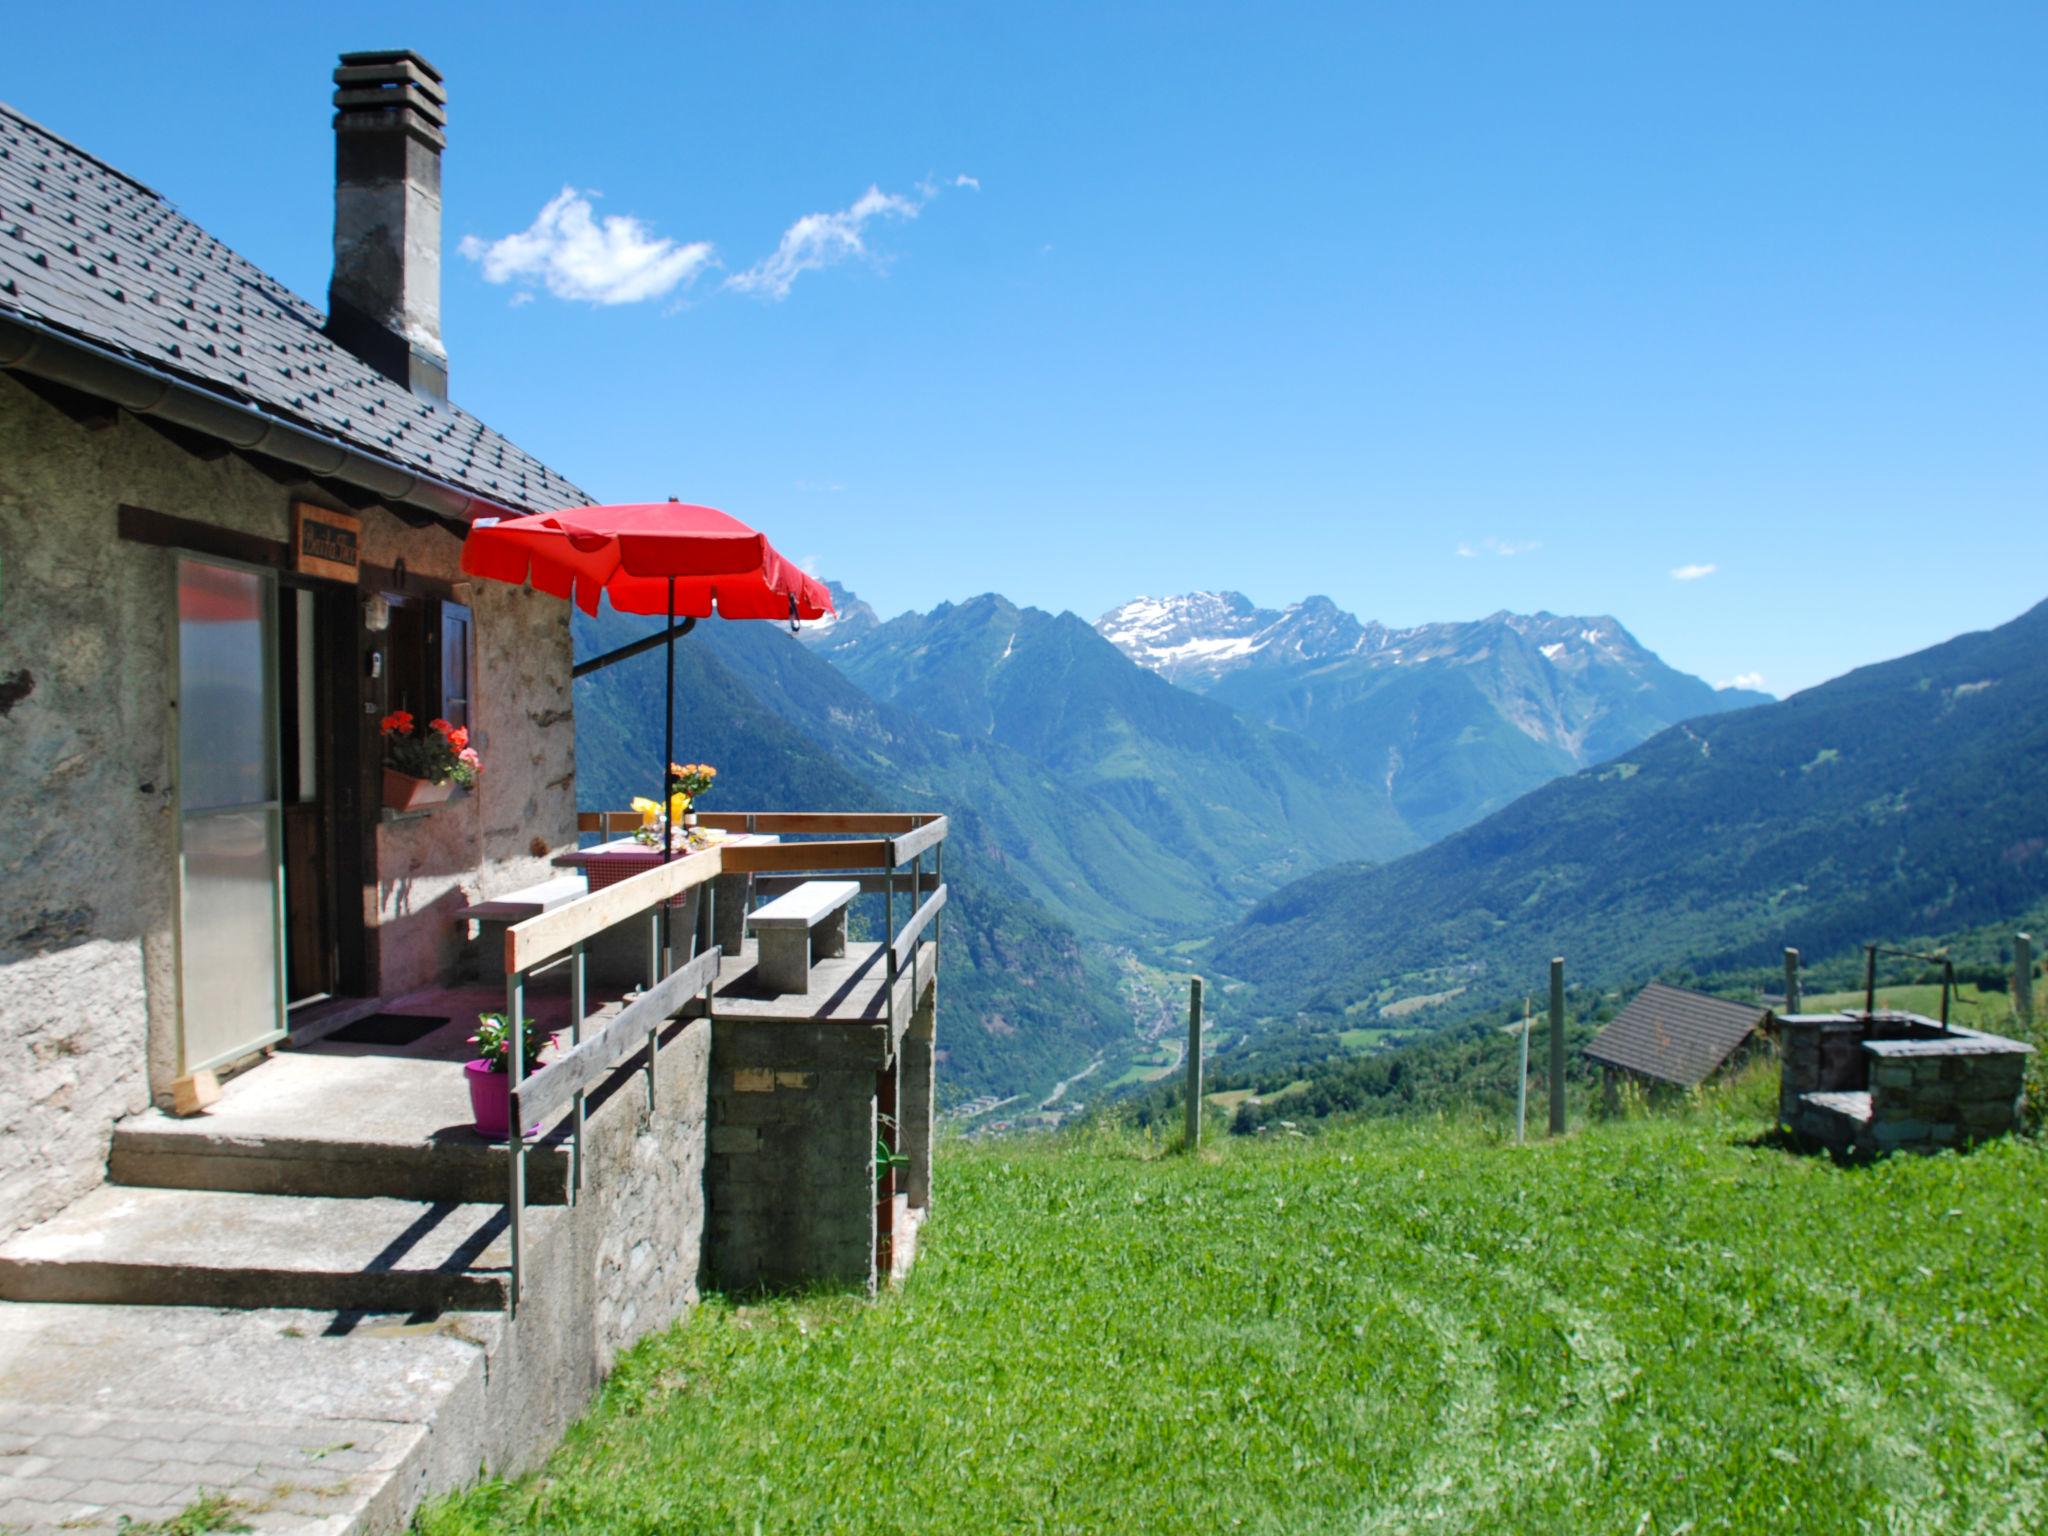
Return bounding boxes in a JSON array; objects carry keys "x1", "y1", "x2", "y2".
[
  {"x1": 571, "y1": 609, "x2": 1129, "y2": 1104},
  {"x1": 808, "y1": 592, "x2": 1417, "y2": 890},
  {"x1": 1216, "y1": 598, "x2": 2048, "y2": 1021}
]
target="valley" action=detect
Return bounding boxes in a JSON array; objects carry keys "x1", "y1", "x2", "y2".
[{"x1": 571, "y1": 580, "x2": 1796, "y2": 1116}]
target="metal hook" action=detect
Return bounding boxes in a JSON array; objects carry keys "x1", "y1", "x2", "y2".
[{"x1": 788, "y1": 593, "x2": 801, "y2": 636}]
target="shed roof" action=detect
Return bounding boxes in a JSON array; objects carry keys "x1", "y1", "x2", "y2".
[
  {"x1": 0, "y1": 101, "x2": 588, "y2": 516},
  {"x1": 1583, "y1": 982, "x2": 1771, "y2": 1088}
]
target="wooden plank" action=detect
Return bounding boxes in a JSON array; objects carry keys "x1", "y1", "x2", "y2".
[
  {"x1": 575, "y1": 811, "x2": 644, "y2": 835},
  {"x1": 749, "y1": 880, "x2": 860, "y2": 929},
  {"x1": 516, "y1": 947, "x2": 721, "y2": 1127},
  {"x1": 697, "y1": 812, "x2": 934, "y2": 835},
  {"x1": 890, "y1": 941, "x2": 939, "y2": 1031},
  {"x1": 117, "y1": 504, "x2": 287, "y2": 568},
  {"x1": 719, "y1": 839, "x2": 894, "y2": 875},
  {"x1": 890, "y1": 885, "x2": 948, "y2": 973},
  {"x1": 505, "y1": 846, "x2": 722, "y2": 973},
  {"x1": 889, "y1": 816, "x2": 949, "y2": 867},
  {"x1": 754, "y1": 872, "x2": 939, "y2": 900}
]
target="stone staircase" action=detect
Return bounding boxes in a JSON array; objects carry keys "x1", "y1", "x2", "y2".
[
  {"x1": 0, "y1": 1185, "x2": 552, "y2": 1313},
  {"x1": 0, "y1": 1007, "x2": 571, "y2": 1535}
]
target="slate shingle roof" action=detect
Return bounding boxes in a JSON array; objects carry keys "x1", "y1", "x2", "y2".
[
  {"x1": 1583, "y1": 982, "x2": 1771, "y2": 1088},
  {"x1": 0, "y1": 101, "x2": 588, "y2": 515}
]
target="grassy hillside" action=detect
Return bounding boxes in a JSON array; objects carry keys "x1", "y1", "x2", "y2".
[
  {"x1": 421, "y1": 1096, "x2": 2048, "y2": 1534},
  {"x1": 1217, "y1": 597, "x2": 2048, "y2": 1024}
]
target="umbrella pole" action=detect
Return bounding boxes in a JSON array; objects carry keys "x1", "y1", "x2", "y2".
[{"x1": 660, "y1": 575, "x2": 675, "y2": 972}]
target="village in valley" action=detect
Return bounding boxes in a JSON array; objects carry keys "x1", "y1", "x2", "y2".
[{"x1": 1, "y1": 8, "x2": 2044, "y2": 1534}]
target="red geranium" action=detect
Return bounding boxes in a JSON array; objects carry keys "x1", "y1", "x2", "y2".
[{"x1": 383, "y1": 712, "x2": 481, "y2": 788}]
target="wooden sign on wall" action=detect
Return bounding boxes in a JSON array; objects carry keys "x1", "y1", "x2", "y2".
[{"x1": 293, "y1": 503, "x2": 361, "y2": 583}]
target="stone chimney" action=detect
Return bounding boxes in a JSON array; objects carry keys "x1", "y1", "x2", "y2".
[{"x1": 326, "y1": 51, "x2": 449, "y2": 399}]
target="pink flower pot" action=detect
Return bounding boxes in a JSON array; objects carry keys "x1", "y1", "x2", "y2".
[{"x1": 465, "y1": 1058, "x2": 537, "y2": 1141}]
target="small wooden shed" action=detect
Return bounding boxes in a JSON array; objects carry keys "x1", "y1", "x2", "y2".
[{"x1": 1584, "y1": 982, "x2": 1774, "y2": 1099}]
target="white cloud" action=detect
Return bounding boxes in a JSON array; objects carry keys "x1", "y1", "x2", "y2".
[
  {"x1": 465, "y1": 172, "x2": 979, "y2": 309},
  {"x1": 727, "y1": 185, "x2": 923, "y2": 300},
  {"x1": 458, "y1": 187, "x2": 715, "y2": 306},
  {"x1": 1670, "y1": 562, "x2": 1718, "y2": 582},
  {"x1": 1718, "y1": 671, "x2": 1766, "y2": 691},
  {"x1": 1457, "y1": 537, "x2": 1540, "y2": 559}
]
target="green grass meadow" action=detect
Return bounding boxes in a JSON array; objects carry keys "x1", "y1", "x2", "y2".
[{"x1": 421, "y1": 1079, "x2": 2048, "y2": 1535}]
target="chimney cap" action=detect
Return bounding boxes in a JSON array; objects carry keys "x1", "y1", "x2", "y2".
[
  {"x1": 337, "y1": 49, "x2": 444, "y2": 84},
  {"x1": 332, "y1": 50, "x2": 447, "y2": 145}
]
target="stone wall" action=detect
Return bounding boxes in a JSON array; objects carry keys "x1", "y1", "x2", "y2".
[
  {"x1": 369, "y1": 509, "x2": 575, "y2": 997},
  {"x1": 0, "y1": 374, "x2": 577, "y2": 1236},
  {"x1": 703, "y1": 975, "x2": 939, "y2": 1293},
  {"x1": 478, "y1": 1016, "x2": 710, "y2": 1473},
  {"x1": 1782, "y1": 1011, "x2": 2033, "y2": 1156},
  {"x1": 707, "y1": 1021, "x2": 888, "y2": 1292},
  {"x1": 1863, "y1": 1035, "x2": 2029, "y2": 1152}
]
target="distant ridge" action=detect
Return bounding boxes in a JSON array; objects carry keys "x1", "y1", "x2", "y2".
[
  {"x1": 1214, "y1": 596, "x2": 2048, "y2": 1021},
  {"x1": 1099, "y1": 591, "x2": 1769, "y2": 840}
]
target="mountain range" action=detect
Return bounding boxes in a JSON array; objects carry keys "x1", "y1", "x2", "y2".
[
  {"x1": 1099, "y1": 592, "x2": 1772, "y2": 839},
  {"x1": 568, "y1": 579, "x2": 1813, "y2": 1112},
  {"x1": 1215, "y1": 597, "x2": 2048, "y2": 1026}
]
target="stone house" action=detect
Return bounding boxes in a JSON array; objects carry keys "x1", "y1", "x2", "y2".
[
  {"x1": 0, "y1": 54, "x2": 586, "y2": 1240},
  {"x1": 0, "y1": 54, "x2": 944, "y2": 1532}
]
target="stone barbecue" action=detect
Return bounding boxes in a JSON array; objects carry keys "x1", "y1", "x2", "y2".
[{"x1": 1781, "y1": 1011, "x2": 2032, "y2": 1156}]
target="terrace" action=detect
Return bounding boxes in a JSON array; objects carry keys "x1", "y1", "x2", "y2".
[{"x1": 1, "y1": 809, "x2": 947, "y2": 1316}]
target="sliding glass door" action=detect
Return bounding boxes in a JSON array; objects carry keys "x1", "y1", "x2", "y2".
[{"x1": 174, "y1": 556, "x2": 286, "y2": 1072}]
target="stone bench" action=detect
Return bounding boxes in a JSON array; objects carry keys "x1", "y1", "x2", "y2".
[
  {"x1": 457, "y1": 875, "x2": 588, "y2": 979},
  {"x1": 456, "y1": 874, "x2": 589, "y2": 925},
  {"x1": 746, "y1": 879, "x2": 859, "y2": 995}
]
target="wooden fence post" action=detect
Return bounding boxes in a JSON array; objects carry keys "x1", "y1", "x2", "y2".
[
  {"x1": 1783, "y1": 947, "x2": 1802, "y2": 1015},
  {"x1": 1548, "y1": 957, "x2": 1566, "y2": 1137},
  {"x1": 2016, "y1": 933, "x2": 2034, "y2": 1035},
  {"x1": 1185, "y1": 976, "x2": 1204, "y2": 1150}
]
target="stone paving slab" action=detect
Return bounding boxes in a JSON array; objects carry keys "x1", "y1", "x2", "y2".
[
  {"x1": 0, "y1": 1404, "x2": 422, "y2": 1533},
  {"x1": 0, "y1": 1302, "x2": 500, "y2": 1535}
]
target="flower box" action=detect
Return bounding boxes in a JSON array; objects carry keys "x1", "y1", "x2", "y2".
[{"x1": 383, "y1": 767, "x2": 455, "y2": 812}]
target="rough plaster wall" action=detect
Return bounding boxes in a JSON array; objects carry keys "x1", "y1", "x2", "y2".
[
  {"x1": 0, "y1": 375, "x2": 286, "y2": 1235},
  {"x1": 0, "y1": 372, "x2": 578, "y2": 1235},
  {"x1": 368, "y1": 513, "x2": 576, "y2": 997}
]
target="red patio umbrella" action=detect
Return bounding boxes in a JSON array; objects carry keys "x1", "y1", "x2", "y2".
[
  {"x1": 461, "y1": 502, "x2": 833, "y2": 621},
  {"x1": 461, "y1": 501, "x2": 834, "y2": 956}
]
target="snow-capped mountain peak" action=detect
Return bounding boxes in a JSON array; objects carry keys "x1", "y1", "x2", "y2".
[{"x1": 1096, "y1": 591, "x2": 1385, "y2": 685}]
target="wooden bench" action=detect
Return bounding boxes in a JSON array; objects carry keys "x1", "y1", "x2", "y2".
[{"x1": 746, "y1": 879, "x2": 859, "y2": 994}]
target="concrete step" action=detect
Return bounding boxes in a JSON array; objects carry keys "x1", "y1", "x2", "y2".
[
  {"x1": 0, "y1": 1186, "x2": 542, "y2": 1313},
  {"x1": 111, "y1": 1116, "x2": 572, "y2": 1206}
]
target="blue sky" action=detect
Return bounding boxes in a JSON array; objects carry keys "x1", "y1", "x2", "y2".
[{"x1": 11, "y1": 2, "x2": 2045, "y2": 694}]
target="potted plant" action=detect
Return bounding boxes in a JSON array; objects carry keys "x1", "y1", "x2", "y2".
[
  {"x1": 465, "y1": 1011, "x2": 554, "y2": 1141},
  {"x1": 631, "y1": 762, "x2": 718, "y2": 847},
  {"x1": 381, "y1": 712, "x2": 482, "y2": 811},
  {"x1": 669, "y1": 761, "x2": 717, "y2": 829}
]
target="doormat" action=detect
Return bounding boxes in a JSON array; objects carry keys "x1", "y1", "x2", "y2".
[{"x1": 324, "y1": 1013, "x2": 451, "y2": 1047}]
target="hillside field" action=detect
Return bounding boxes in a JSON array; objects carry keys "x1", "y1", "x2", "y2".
[{"x1": 420, "y1": 1084, "x2": 2048, "y2": 1535}]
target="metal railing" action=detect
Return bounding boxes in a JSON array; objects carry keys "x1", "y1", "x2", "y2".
[
  {"x1": 709, "y1": 814, "x2": 949, "y2": 1037},
  {"x1": 497, "y1": 846, "x2": 723, "y2": 1315},
  {"x1": 495, "y1": 813, "x2": 950, "y2": 1314}
]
